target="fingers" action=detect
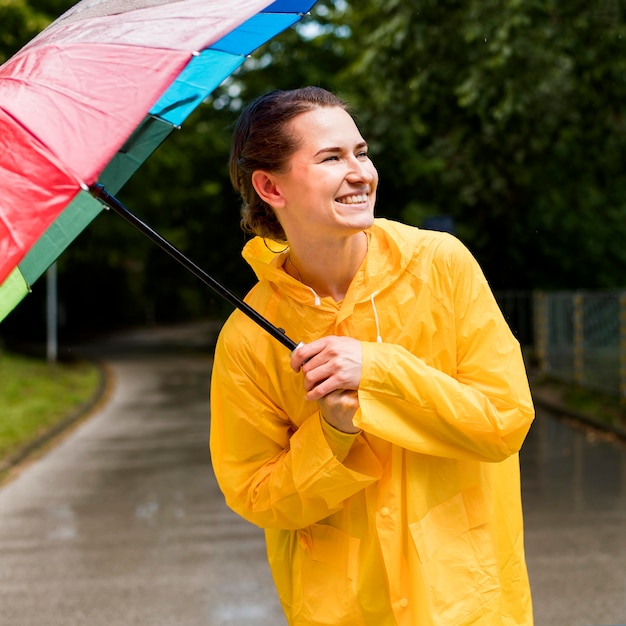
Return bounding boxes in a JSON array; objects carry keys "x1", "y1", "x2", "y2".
[
  {"x1": 290, "y1": 336, "x2": 363, "y2": 401},
  {"x1": 305, "y1": 374, "x2": 345, "y2": 400},
  {"x1": 290, "y1": 340, "x2": 330, "y2": 372},
  {"x1": 289, "y1": 342, "x2": 312, "y2": 372}
]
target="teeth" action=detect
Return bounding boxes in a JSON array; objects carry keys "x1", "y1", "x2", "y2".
[{"x1": 337, "y1": 194, "x2": 368, "y2": 204}]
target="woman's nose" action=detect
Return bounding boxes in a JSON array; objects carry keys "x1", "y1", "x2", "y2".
[{"x1": 347, "y1": 157, "x2": 375, "y2": 183}]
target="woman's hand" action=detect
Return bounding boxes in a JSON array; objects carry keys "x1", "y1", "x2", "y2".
[
  {"x1": 318, "y1": 389, "x2": 361, "y2": 434},
  {"x1": 290, "y1": 336, "x2": 362, "y2": 398},
  {"x1": 290, "y1": 336, "x2": 362, "y2": 432}
]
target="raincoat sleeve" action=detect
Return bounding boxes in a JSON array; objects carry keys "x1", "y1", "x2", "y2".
[
  {"x1": 356, "y1": 235, "x2": 534, "y2": 463},
  {"x1": 210, "y1": 327, "x2": 383, "y2": 530}
]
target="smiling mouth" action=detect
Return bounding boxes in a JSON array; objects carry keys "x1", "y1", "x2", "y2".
[{"x1": 336, "y1": 193, "x2": 368, "y2": 205}]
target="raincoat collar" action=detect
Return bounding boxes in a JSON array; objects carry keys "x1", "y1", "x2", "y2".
[{"x1": 241, "y1": 218, "x2": 415, "y2": 316}]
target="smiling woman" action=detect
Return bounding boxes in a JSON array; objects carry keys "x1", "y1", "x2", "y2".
[{"x1": 209, "y1": 86, "x2": 536, "y2": 626}]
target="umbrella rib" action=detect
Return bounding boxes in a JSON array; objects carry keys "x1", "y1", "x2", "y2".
[{"x1": 89, "y1": 184, "x2": 298, "y2": 352}]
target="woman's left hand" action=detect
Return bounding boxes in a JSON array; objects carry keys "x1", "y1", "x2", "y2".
[{"x1": 318, "y1": 389, "x2": 361, "y2": 433}]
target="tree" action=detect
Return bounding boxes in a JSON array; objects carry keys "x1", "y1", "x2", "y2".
[
  {"x1": 334, "y1": 0, "x2": 626, "y2": 289},
  {"x1": 0, "y1": 1, "x2": 49, "y2": 64}
]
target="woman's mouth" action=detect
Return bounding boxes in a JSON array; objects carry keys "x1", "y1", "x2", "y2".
[{"x1": 336, "y1": 193, "x2": 368, "y2": 205}]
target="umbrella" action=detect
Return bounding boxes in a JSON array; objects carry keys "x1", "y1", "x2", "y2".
[{"x1": 0, "y1": 0, "x2": 315, "y2": 351}]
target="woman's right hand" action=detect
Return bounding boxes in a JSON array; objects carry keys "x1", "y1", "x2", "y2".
[
  {"x1": 290, "y1": 336, "x2": 363, "y2": 400},
  {"x1": 290, "y1": 337, "x2": 363, "y2": 434}
]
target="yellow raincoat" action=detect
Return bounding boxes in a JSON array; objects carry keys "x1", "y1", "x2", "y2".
[{"x1": 210, "y1": 219, "x2": 535, "y2": 625}]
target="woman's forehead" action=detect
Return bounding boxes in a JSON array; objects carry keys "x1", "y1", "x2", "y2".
[{"x1": 290, "y1": 107, "x2": 364, "y2": 147}]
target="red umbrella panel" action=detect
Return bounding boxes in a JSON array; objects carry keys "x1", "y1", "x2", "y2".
[{"x1": 0, "y1": 0, "x2": 316, "y2": 348}]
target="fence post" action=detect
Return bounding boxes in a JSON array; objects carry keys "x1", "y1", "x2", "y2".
[
  {"x1": 619, "y1": 293, "x2": 626, "y2": 405},
  {"x1": 534, "y1": 291, "x2": 548, "y2": 375},
  {"x1": 573, "y1": 293, "x2": 584, "y2": 386}
]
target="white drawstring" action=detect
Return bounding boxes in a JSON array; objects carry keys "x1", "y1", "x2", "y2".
[
  {"x1": 308, "y1": 286, "x2": 321, "y2": 306},
  {"x1": 370, "y1": 290, "x2": 383, "y2": 343}
]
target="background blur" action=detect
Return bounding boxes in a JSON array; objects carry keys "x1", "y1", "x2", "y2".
[{"x1": 2, "y1": 0, "x2": 625, "y2": 344}]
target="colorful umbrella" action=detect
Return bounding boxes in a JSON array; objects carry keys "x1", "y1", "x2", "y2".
[{"x1": 0, "y1": 0, "x2": 315, "y2": 350}]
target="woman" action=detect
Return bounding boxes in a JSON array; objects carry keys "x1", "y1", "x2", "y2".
[{"x1": 209, "y1": 87, "x2": 535, "y2": 625}]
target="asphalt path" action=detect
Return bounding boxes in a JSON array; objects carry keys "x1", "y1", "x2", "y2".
[
  {"x1": 0, "y1": 323, "x2": 624, "y2": 626},
  {"x1": 521, "y1": 411, "x2": 626, "y2": 626}
]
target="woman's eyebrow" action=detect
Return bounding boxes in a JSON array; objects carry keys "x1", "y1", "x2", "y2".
[{"x1": 314, "y1": 141, "x2": 368, "y2": 157}]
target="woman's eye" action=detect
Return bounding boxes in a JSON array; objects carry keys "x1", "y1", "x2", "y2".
[
  {"x1": 357, "y1": 151, "x2": 369, "y2": 159},
  {"x1": 323, "y1": 155, "x2": 340, "y2": 162}
]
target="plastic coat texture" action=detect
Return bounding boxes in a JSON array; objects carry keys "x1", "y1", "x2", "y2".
[{"x1": 209, "y1": 219, "x2": 535, "y2": 625}]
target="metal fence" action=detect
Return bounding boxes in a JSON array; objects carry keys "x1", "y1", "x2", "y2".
[{"x1": 533, "y1": 290, "x2": 626, "y2": 398}]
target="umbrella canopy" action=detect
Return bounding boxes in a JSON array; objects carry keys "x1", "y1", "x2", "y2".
[{"x1": 0, "y1": 0, "x2": 317, "y2": 334}]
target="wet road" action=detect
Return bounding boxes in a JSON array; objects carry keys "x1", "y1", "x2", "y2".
[
  {"x1": 0, "y1": 325, "x2": 285, "y2": 626},
  {"x1": 521, "y1": 413, "x2": 626, "y2": 625},
  {"x1": 0, "y1": 325, "x2": 625, "y2": 626}
]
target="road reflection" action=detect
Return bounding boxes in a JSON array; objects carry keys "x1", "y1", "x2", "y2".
[
  {"x1": 521, "y1": 410, "x2": 626, "y2": 514},
  {"x1": 520, "y1": 409, "x2": 626, "y2": 626}
]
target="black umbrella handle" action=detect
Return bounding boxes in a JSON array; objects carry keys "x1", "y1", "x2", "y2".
[{"x1": 90, "y1": 184, "x2": 298, "y2": 352}]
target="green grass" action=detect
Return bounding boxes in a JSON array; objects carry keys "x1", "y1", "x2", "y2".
[
  {"x1": 561, "y1": 384, "x2": 626, "y2": 429},
  {"x1": 532, "y1": 372, "x2": 626, "y2": 431},
  {"x1": 0, "y1": 350, "x2": 102, "y2": 463}
]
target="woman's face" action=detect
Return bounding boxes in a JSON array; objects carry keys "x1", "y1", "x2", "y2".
[{"x1": 266, "y1": 106, "x2": 378, "y2": 242}]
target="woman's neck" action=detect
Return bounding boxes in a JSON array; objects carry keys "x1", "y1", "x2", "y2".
[{"x1": 285, "y1": 231, "x2": 368, "y2": 302}]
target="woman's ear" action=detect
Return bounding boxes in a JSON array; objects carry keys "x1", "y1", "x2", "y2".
[{"x1": 251, "y1": 171, "x2": 286, "y2": 209}]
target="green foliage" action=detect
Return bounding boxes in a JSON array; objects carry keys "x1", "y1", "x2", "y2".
[
  {"x1": 0, "y1": 0, "x2": 73, "y2": 62},
  {"x1": 335, "y1": 0, "x2": 626, "y2": 289},
  {"x1": 0, "y1": 1, "x2": 47, "y2": 63}
]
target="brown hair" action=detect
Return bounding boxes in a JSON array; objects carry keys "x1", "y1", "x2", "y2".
[{"x1": 229, "y1": 87, "x2": 348, "y2": 242}]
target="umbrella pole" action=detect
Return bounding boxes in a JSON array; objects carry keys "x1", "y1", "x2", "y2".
[{"x1": 90, "y1": 184, "x2": 298, "y2": 352}]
